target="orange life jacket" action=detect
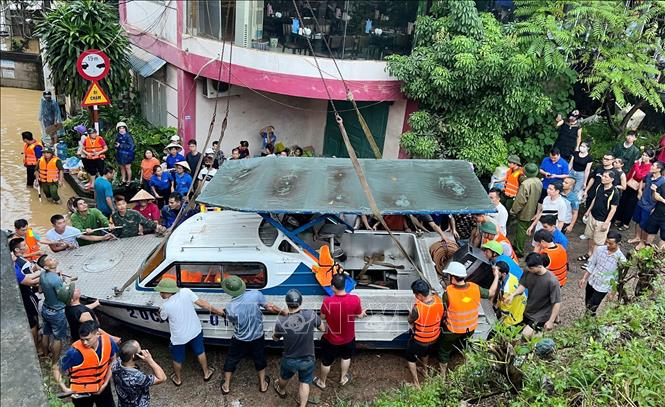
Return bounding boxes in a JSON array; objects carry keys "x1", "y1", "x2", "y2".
[
  {"x1": 83, "y1": 136, "x2": 105, "y2": 159},
  {"x1": 541, "y1": 244, "x2": 568, "y2": 287},
  {"x1": 69, "y1": 334, "x2": 112, "y2": 394},
  {"x1": 445, "y1": 283, "x2": 481, "y2": 334},
  {"x1": 162, "y1": 269, "x2": 204, "y2": 283},
  {"x1": 495, "y1": 232, "x2": 519, "y2": 263},
  {"x1": 312, "y1": 245, "x2": 342, "y2": 288},
  {"x1": 38, "y1": 156, "x2": 60, "y2": 183},
  {"x1": 504, "y1": 167, "x2": 523, "y2": 198},
  {"x1": 23, "y1": 141, "x2": 42, "y2": 166},
  {"x1": 413, "y1": 296, "x2": 444, "y2": 343},
  {"x1": 24, "y1": 228, "x2": 41, "y2": 261}
]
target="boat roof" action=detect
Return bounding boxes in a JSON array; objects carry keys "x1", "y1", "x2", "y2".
[{"x1": 198, "y1": 157, "x2": 495, "y2": 215}]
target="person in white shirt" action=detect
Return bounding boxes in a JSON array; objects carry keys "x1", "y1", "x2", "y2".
[
  {"x1": 45, "y1": 214, "x2": 80, "y2": 252},
  {"x1": 197, "y1": 154, "x2": 218, "y2": 191},
  {"x1": 488, "y1": 188, "x2": 508, "y2": 235},
  {"x1": 155, "y1": 279, "x2": 224, "y2": 386},
  {"x1": 527, "y1": 181, "x2": 571, "y2": 236},
  {"x1": 578, "y1": 231, "x2": 626, "y2": 315}
]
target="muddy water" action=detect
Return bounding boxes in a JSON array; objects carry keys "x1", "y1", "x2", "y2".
[{"x1": 0, "y1": 87, "x2": 74, "y2": 234}]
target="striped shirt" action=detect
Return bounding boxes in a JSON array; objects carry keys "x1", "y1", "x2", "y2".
[{"x1": 587, "y1": 246, "x2": 626, "y2": 293}]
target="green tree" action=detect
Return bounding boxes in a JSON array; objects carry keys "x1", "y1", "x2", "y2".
[
  {"x1": 34, "y1": 0, "x2": 130, "y2": 102},
  {"x1": 387, "y1": 0, "x2": 570, "y2": 174},
  {"x1": 515, "y1": 0, "x2": 665, "y2": 135}
]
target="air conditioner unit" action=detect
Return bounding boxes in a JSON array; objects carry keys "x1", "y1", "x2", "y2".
[
  {"x1": 235, "y1": 0, "x2": 264, "y2": 48},
  {"x1": 202, "y1": 78, "x2": 241, "y2": 98}
]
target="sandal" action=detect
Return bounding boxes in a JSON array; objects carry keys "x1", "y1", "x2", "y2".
[
  {"x1": 260, "y1": 376, "x2": 271, "y2": 393},
  {"x1": 203, "y1": 367, "x2": 216, "y2": 382},
  {"x1": 220, "y1": 380, "x2": 230, "y2": 395},
  {"x1": 313, "y1": 376, "x2": 326, "y2": 390},
  {"x1": 577, "y1": 254, "x2": 590, "y2": 262},
  {"x1": 170, "y1": 373, "x2": 182, "y2": 387},
  {"x1": 340, "y1": 373, "x2": 353, "y2": 386},
  {"x1": 274, "y1": 380, "x2": 287, "y2": 399}
]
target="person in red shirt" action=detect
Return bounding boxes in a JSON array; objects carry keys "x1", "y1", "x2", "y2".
[{"x1": 314, "y1": 274, "x2": 365, "y2": 390}]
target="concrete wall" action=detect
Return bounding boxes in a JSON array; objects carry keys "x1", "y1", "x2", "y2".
[
  {"x1": 125, "y1": 0, "x2": 177, "y2": 45},
  {"x1": 0, "y1": 231, "x2": 48, "y2": 406},
  {"x1": 383, "y1": 99, "x2": 407, "y2": 159},
  {"x1": 194, "y1": 79, "x2": 328, "y2": 154},
  {"x1": 165, "y1": 64, "x2": 179, "y2": 128},
  {"x1": 0, "y1": 52, "x2": 44, "y2": 90}
]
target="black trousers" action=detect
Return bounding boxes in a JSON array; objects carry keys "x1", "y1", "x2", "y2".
[
  {"x1": 614, "y1": 187, "x2": 638, "y2": 226},
  {"x1": 71, "y1": 385, "x2": 115, "y2": 407},
  {"x1": 223, "y1": 336, "x2": 267, "y2": 373},
  {"x1": 26, "y1": 165, "x2": 36, "y2": 187},
  {"x1": 585, "y1": 283, "x2": 608, "y2": 316}
]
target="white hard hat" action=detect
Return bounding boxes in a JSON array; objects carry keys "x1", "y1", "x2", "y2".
[
  {"x1": 444, "y1": 262, "x2": 467, "y2": 278},
  {"x1": 115, "y1": 121, "x2": 128, "y2": 130}
]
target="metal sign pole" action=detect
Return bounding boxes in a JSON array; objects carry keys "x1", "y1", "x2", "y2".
[{"x1": 93, "y1": 105, "x2": 100, "y2": 133}]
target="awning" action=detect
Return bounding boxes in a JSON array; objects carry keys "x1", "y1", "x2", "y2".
[
  {"x1": 128, "y1": 45, "x2": 166, "y2": 77},
  {"x1": 197, "y1": 157, "x2": 495, "y2": 215}
]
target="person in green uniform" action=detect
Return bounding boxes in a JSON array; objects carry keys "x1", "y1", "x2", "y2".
[
  {"x1": 110, "y1": 195, "x2": 166, "y2": 238},
  {"x1": 509, "y1": 163, "x2": 543, "y2": 257},
  {"x1": 69, "y1": 197, "x2": 114, "y2": 245}
]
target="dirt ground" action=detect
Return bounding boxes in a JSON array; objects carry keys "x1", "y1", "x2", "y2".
[{"x1": 46, "y1": 222, "x2": 605, "y2": 407}]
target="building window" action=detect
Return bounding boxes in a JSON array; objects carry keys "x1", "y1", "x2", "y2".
[
  {"x1": 138, "y1": 68, "x2": 167, "y2": 127},
  {"x1": 189, "y1": 0, "x2": 236, "y2": 41},
  {"x1": 147, "y1": 262, "x2": 267, "y2": 289}
]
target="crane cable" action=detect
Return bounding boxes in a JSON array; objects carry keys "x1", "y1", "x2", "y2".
[
  {"x1": 114, "y1": 5, "x2": 235, "y2": 296},
  {"x1": 291, "y1": 0, "x2": 423, "y2": 278}
]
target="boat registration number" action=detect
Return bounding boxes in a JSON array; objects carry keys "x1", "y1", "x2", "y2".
[{"x1": 126, "y1": 309, "x2": 221, "y2": 326}]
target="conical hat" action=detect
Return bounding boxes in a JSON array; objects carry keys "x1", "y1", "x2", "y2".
[
  {"x1": 175, "y1": 161, "x2": 191, "y2": 172},
  {"x1": 130, "y1": 189, "x2": 155, "y2": 202},
  {"x1": 164, "y1": 143, "x2": 183, "y2": 153}
]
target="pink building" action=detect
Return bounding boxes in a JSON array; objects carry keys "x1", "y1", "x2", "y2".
[{"x1": 120, "y1": 1, "x2": 422, "y2": 158}]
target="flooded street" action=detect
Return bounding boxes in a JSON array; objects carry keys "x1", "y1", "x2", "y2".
[{"x1": 0, "y1": 87, "x2": 74, "y2": 233}]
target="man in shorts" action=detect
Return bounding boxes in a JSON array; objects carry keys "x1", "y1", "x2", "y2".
[
  {"x1": 155, "y1": 278, "x2": 223, "y2": 386},
  {"x1": 80, "y1": 128, "x2": 108, "y2": 190},
  {"x1": 580, "y1": 171, "x2": 619, "y2": 265},
  {"x1": 37, "y1": 254, "x2": 71, "y2": 369},
  {"x1": 314, "y1": 274, "x2": 365, "y2": 390},
  {"x1": 273, "y1": 290, "x2": 324, "y2": 407},
  {"x1": 645, "y1": 177, "x2": 665, "y2": 249},
  {"x1": 504, "y1": 253, "x2": 561, "y2": 339},
  {"x1": 632, "y1": 161, "x2": 665, "y2": 248}
]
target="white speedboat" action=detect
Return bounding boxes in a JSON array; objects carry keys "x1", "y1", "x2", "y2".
[{"x1": 54, "y1": 158, "x2": 497, "y2": 348}]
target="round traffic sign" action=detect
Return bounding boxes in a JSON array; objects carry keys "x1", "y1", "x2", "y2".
[{"x1": 76, "y1": 49, "x2": 111, "y2": 81}]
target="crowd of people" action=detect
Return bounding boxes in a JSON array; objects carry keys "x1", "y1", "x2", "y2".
[{"x1": 11, "y1": 105, "x2": 665, "y2": 403}]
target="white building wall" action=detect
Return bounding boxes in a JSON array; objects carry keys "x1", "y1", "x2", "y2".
[
  {"x1": 126, "y1": 0, "x2": 177, "y2": 45},
  {"x1": 195, "y1": 82, "x2": 328, "y2": 155},
  {"x1": 165, "y1": 64, "x2": 179, "y2": 128}
]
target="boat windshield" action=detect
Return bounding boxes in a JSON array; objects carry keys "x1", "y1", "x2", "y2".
[{"x1": 139, "y1": 244, "x2": 166, "y2": 283}]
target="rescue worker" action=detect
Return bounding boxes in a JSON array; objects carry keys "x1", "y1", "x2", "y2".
[
  {"x1": 502, "y1": 155, "x2": 524, "y2": 212},
  {"x1": 55, "y1": 320, "x2": 118, "y2": 406},
  {"x1": 466, "y1": 240, "x2": 503, "y2": 289},
  {"x1": 510, "y1": 163, "x2": 543, "y2": 258},
  {"x1": 110, "y1": 195, "x2": 165, "y2": 238},
  {"x1": 479, "y1": 221, "x2": 518, "y2": 263},
  {"x1": 80, "y1": 128, "x2": 108, "y2": 190},
  {"x1": 11, "y1": 219, "x2": 46, "y2": 261},
  {"x1": 438, "y1": 262, "x2": 499, "y2": 375},
  {"x1": 36, "y1": 147, "x2": 64, "y2": 204},
  {"x1": 406, "y1": 279, "x2": 444, "y2": 388},
  {"x1": 533, "y1": 229, "x2": 568, "y2": 287},
  {"x1": 22, "y1": 131, "x2": 43, "y2": 187}
]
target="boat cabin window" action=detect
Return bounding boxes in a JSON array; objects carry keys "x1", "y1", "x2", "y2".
[
  {"x1": 258, "y1": 219, "x2": 278, "y2": 247},
  {"x1": 147, "y1": 262, "x2": 267, "y2": 289}
]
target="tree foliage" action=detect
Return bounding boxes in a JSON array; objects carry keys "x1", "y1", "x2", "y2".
[
  {"x1": 514, "y1": 0, "x2": 665, "y2": 133},
  {"x1": 34, "y1": 0, "x2": 130, "y2": 101},
  {"x1": 387, "y1": 0, "x2": 570, "y2": 174}
]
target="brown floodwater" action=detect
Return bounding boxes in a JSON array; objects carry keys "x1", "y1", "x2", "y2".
[{"x1": 0, "y1": 87, "x2": 74, "y2": 234}]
